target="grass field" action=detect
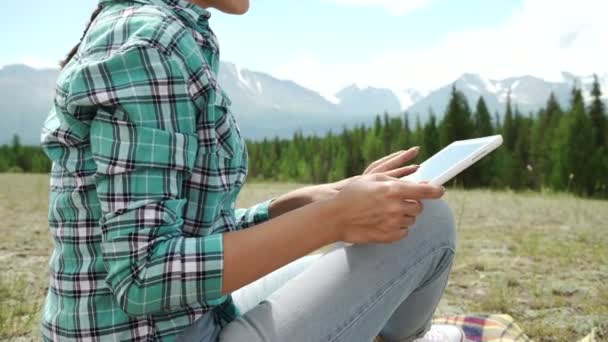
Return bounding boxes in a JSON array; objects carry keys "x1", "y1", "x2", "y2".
[{"x1": 0, "y1": 174, "x2": 607, "y2": 341}]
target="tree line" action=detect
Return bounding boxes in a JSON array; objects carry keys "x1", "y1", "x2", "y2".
[
  {"x1": 1, "y1": 76, "x2": 606, "y2": 198},
  {"x1": 0, "y1": 135, "x2": 51, "y2": 173},
  {"x1": 247, "y1": 75, "x2": 607, "y2": 198}
]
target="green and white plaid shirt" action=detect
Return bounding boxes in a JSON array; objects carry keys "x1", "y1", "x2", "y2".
[{"x1": 40, "y1": 0, "x2": 274, "y2": 340}]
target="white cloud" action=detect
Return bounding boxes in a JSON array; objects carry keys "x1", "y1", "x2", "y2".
[
  {"x1": 324, "y1": 0, "x2": 435, "y2": 15},
  {"x1": 274, "y1": 0, "x2": 608, "y2": 106}
]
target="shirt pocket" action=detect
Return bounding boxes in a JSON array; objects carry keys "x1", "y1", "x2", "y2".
[
  {"x1": 183, "y1": 90, "x2": 246, "y2": 237},
  {"x1": 212, "y1": 90, "x2": 247, "y2": 191}
]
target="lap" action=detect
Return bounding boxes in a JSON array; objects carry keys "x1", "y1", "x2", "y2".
[
  {"x1": 178, "y1": 199, "x2": 455, "y2": 342},
  {"x1": 231, "y1": 253, "x2": 324, "y2": 314},
  {"x1": 219, "y1": 199, "x2": 456, "y2": 342}
]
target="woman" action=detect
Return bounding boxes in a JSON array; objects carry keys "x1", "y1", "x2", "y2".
[{"x1": 40, "y1": 0, "x2": 462, "y2": 341}]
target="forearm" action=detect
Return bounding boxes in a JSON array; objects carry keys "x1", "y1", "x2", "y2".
[
  {"x1": 222, "y1": 196, "x2": 339, "y2": 294},
  {"x1": 267, "y1": 183, "x2": 342, "y2": 219},
  {"x1": 267, "y1": 185, "x2": 316, "y2": 218}
]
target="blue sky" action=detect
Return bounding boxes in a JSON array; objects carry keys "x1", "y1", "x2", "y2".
[{"x1": 1, "y1": 0, "x2": 606, "y2": 97}]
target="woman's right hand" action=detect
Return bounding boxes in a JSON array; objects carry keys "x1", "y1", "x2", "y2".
[{"x1": 328, "y1": 173, "x2": 445, "y2": 244}]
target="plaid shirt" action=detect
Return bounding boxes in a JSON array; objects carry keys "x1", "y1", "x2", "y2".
[{"x1": 40, "y1": 0, "x2": 274, "y2": 340}]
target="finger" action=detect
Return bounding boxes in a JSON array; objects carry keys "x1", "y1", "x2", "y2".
[
  {"x1": 384, "y1": 228, "x2": 409, "y2": 243},
  {"x1": 383, "y1": 165, "x2": 419, "y2": 178},
  {"x1": 368, "y1": 148, "x2": 416, "y2": 174},
  {"x1": 401, "y1": 200, "x2": 423, "y2": 216},
  {"x1": 401, "y1": 215, "x2": 416, "y2": 227},
  {"x1": 410, "y1": 199, "x2": 424, "y2": 214},
  {"x1": 368, "y1": 150, "x2": 407, "y2": 170},
  {"x1": 365, "y1": 150, "x2": 406, "y2": 173},
  {"x1": 370, "y1": 146, "x2": 420, "y2": 173},
  {"x1": 395, "y1": 181, "x2": 445, "y2": 199}
]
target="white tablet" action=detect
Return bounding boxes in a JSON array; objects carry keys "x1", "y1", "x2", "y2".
[{"x1": 401, "y1": 135, "x2": 503, "y2": 185}]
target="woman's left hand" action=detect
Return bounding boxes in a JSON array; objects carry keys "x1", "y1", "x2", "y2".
[
  {"x1": 329, "y1": 145, "x2": 421, "y2": 192},
  {"x1": 269, "y1": 147, "x2": 421, "y2": 218},
  {"x1": 307, "y1": 146, "x2": 422, "y2": 201}
]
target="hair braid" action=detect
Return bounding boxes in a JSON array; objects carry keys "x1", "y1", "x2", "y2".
[{"x1": 60, "y1": 5, "x2": 103, "y2": 68}]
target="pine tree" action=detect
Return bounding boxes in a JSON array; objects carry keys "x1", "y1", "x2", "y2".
[
  {"x1": 474, "y1": 96, "x2": 493, "y2": 137},
  {"x1": 413, "y1": 115, "x2": 423, "y2": 151},
  {"x1": 531, "y1": 93, "x2": 563, "y2": 188},
  {"x1": 401, "y1": 113, "x2": 412, "y2": 150},
  {"x1": 440, "y1": 85, "x2": 474, "y2": 185},
  {"x1": 440, "y1": 85, "x2": 474, "y2": 147},
  {"x1": 588, "y1": 75, "x2": 608, "y2": 195},
  {"x1": 362, "y1": 127, "x2": 383, "y2": 170},
  {"x1": 551, "y1": 87, "x2": 594, "y2": 194},
  {"x1": 502, "y1": 89, "x2": 517, "y2": 151},
  {"x1": 382, "y1": 112, "x2": 391, "y2": 155},
  {"x1": 589, "y1": 74, "x2": 607, "y2": 147},
  {"x1": 389, "y1": 117, "x2": 404, "y2": 153},
  {"x1": 374, "y1": 114, "x2": 382, "y2": 136},
  {"x1": 497, "y1": 91, "x2": 521, "y2": 188},
  {"x1": 513, "y1": 112, "x2": 534, "y2": 189},
  {"x1": 470, "y1": 96, "x2": 494, "y2": 186},
  {"x1": 422, "y1": 111, "x2": 440, "y2": 160}
]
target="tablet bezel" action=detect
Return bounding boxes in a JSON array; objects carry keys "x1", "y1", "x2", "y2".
[{"x1": 401, "y1": 135, "x2": 503, "y2": 185}]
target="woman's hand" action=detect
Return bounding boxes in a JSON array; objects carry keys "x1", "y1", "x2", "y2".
[
  {"x1": 363, "y1": 146, "x2": 421, "y2": 177},
  {"x1": 330, "y1": 146, "x2": 422, "y2": 192},
  {"x1": 268, "y1": 147, "x2": 422, "y2": 218},
  {"x1": 328, "y1": 173, "x2": 445, "y2": 244}
]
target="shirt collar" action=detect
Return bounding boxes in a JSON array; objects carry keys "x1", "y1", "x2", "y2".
[{"x1": 99, "y1": 0, "x2": 211, "y2": 28}]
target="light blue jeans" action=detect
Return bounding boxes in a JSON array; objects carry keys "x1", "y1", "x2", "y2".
[{"x1": 177, "y1": 199, "x2": 456, "y2": 342}]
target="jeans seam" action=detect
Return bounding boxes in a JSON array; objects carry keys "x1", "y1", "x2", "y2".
[
  {"x1": 390, "y1": 250, "x2": 456, "y2": 342},
  {"x1": 328, "y1": 244, "x2": 455, "y2": 342}
]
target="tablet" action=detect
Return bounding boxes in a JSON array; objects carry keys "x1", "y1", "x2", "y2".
[{"x1": 401, "y1": 135, "x2": 503, "y2": 185}]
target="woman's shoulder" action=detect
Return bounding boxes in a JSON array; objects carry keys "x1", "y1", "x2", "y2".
[
  {"x1": 80, "y1": 2, "x2": 198, "y2": 63},
  {"x1": 55, "y1": 2, "x2": 209, "y2": 97}
]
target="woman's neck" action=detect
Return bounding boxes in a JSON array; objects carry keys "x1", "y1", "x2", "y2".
[{"x1": 189, "y1": 0, "x2": 250, "y2": 15}]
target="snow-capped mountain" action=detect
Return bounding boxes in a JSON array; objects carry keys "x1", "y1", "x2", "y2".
[
  {"x1": 334, "y1": 84, "x2": 401, "y2": 114},
  {"x1": 1, "y1": 62, "x2": 606, "y2": 145},
  {"x1": 0, "y1": 63, "x2": 402, "y2": 143},
  {"x1": 405, "y1": 72, "x2": 608, "y2": 122},
  {"x1": 219, "y1": 62, "x2": 406, "y2": 115},
  {"x1": 396, "y1": 88, "x2": 428, "y2": 111},
  {"x1": 218, "y1": 62, "x2": 335, "y2": 114}
]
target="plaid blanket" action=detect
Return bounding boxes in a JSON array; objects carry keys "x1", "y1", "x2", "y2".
[
  {"x1": 432, "y1": 315, "x2": 531, "y2": 341},
  {"x1": 431, "y1": 315, "x2": 599, "y2": 342}
]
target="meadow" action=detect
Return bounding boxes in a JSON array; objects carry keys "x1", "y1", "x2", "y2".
[{"x1": 0, "y1": 174, "x2": 606, "y2": 341}]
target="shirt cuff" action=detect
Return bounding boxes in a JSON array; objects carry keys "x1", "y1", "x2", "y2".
[
  {"x1": 187, "y1": 233, "x2": 227, "y2": 305},
  {"x1": 234, "y1": 197, "x2": 276, "y2": 230}
]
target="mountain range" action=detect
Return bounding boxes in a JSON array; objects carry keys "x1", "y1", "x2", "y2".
[{"x1": 1, "y1": 63, "x2": 606, "y2": 144}]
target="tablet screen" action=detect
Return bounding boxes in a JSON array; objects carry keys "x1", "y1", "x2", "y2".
[{"x1": 405, "y1": 140, "x2": 487, "y2": 183}]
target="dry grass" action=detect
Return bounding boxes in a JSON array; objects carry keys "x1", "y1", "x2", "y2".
[{"x1": 1, "y1": 174, "x2": 607, "y2": 341}]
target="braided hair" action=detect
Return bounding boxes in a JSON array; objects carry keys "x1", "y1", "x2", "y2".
[{"x1": 60, "y1": 5, "x2": 103, "y2": 68}]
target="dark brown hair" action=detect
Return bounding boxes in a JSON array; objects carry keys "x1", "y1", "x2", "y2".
[{"x1": 60, "y1": 5, "x2": 103, "y2": 68}]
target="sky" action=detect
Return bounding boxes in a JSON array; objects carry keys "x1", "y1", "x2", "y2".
[{"x1": 1, "y1": 0, "x2": 607, "y2": 99}]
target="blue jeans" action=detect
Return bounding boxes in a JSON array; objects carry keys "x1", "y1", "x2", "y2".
[{"x1": 177, "y1": 199, "x2": 456, "y2": 342}]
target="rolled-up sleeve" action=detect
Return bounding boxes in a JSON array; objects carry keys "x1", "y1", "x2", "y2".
[
  {"x1": 71, "y1": 43, "x2": 228, "y2": 316},
  {"x1": 234, "y1": 198, "x2": 276, "y2": 230}
]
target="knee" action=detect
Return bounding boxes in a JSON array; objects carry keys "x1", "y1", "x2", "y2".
[{"x1": 410, "y1": 199, "x2": 456, "y2": 250}]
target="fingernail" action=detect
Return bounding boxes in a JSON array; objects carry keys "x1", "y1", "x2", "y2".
[{"x1": 412, "y1": 164, "x2": 420, "y2": 169}]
